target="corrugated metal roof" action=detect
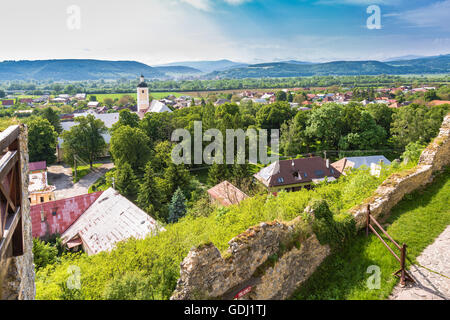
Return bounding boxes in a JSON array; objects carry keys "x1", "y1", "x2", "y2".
[
  {"x1": 30, "y1": 192, "x2": 103, "y2": 239},
  {"x1": 62, "y1": 188, "x2": 164, "y2": 255}
]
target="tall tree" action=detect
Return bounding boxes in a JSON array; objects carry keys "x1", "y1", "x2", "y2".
[
  {"x1": 110, "y1": 125, "x2": 151, "y2": 174},
  {"x1": 61, "y1": 115, "x2": 107, "y2": 168},
  {"x1": 28, "y1": 118, "x2": 58, "y2": 164},
  {"x1": 42, "y1": 107, "x2": 63, "y2": 134},
  {"x1": 137, "y1": 162, "x2": 161, "y2": 216},
  {"x1": 168, "y1": 188, "x2": 186, "y2": 224},
  {"x1": 115, "y1": 162, "x2": 138, "y2": 200}
]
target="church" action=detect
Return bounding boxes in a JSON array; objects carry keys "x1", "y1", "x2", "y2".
[{"x1": 137, "y1": 74, "x2": 172, "y2": 118}]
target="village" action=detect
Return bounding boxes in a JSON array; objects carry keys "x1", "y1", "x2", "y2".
[{"x1": 18, "y1": 74, "x2": 440, "y2": 257}]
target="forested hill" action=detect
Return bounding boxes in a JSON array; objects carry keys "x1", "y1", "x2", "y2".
[
  {"x1": 207, "y1": 55, "x2": 450, "y2": 79},
  {"x1": 0, "y1": 59, "x2": 165, "y2": 81},
  {"x1": 1, "y1": 55, "x2": 449, "y2": 81}
]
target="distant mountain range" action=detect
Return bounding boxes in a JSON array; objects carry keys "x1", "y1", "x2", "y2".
[
  {"x1": 0, "y1": 59, "x2": 165, "y2": 81},
  {"x1": 154, "y1": 59, "x2": 247, "y2": 73},
  {"x1": 0, "y1": 55, "x2": 448, "y2": 81},
  {"x1": 207, "y1": 55, "x2": 450, "y2": 79}
]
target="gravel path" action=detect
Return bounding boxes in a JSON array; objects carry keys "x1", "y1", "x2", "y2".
[
  {"x1": 48, "y1": 162, "x2": 114, "y2": 200},
  {"x1": 389, "y1": 225, "x2": 450, "y2": 300}
]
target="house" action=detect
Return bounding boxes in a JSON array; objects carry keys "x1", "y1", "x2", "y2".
[
  {"x1": 428, "y1": 100, "x2": 450, "y2": 107},
  {"x1": 28, "y1": 161, "x2": 56, "y2": 205},
  {"x1": 148, "y1": 100, "x2": 173, "y2": 113},
  {"x1": 74, "y1": 93, "x2": 87, "y2": 100},
  {"x1": 332, "y1": 156, "x2": 391, "y2": 176},
  {"x1": 214, "y1": 99, "x2": 231, "y2": 106},
  {"x1": 207, "y1": 181, "x2": 248, "y2": 207},
  {"x1": 87, "y1": 101, "x2": 100, "y2": 108},
  {"x1": 252, "y1": 98, "x2": 268, "y2": 104},
  {"x1": 254, "y1": 157, "x2": 340, "y2": 193},
  {"x1": 1, "y1": 99, "x2": 14, "y2": 107},
  {"x1": 30, "y1": 192, "x2": 103, "y2": 239},
  {"x1": 57, "y1": 111, "x2": 120, "y2": 161},
  {"x1": 19, "y1": 98, "x2": 33, "y2": 106},
  {"x1": 61, "y1": 188, "x2": 164, "y2": 255}
]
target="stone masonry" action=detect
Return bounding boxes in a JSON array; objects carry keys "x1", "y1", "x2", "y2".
[{"x1": 1, "y1": 125, "x2": 35, "y2": 300}]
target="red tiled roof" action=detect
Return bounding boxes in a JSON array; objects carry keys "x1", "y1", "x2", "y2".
[
  {"x1": 30, "y1": 192, "x2": 103, "y2": 239},
  {"x1": 29, "y1": 161, "x2": 47, "y2": 172},
  {"x1": 207, "y1": 181, "x2": 248, "y2": 207},
  {"x1": 1, "y1": 100, "x2": 14, "y2": 105}
]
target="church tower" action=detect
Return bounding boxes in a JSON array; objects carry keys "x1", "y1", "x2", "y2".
[{"x1": 137, "y1": 74, "x2": 150, "y2": 112}]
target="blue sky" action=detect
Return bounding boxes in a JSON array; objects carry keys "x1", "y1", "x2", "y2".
[{"x1": 0, "y1": 0, "x2": 448, "y2": 64}]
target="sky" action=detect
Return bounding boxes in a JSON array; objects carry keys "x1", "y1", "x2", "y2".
[{"x1": 0, "y1": 0, "x2": 448, "y2": 65}]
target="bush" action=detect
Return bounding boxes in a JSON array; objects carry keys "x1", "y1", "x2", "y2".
[{"x1": 33, "y1": 238, "x2": 58, "y2": 270}]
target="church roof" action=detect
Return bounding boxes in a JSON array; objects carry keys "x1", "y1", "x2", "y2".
[{"x1": 138, "y1": 82, "x2": 148, "y2": 88}]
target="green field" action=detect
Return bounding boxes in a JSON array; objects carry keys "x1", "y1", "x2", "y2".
[{"x1": 88, "y1": 92, "x2": 183, "y2": 102}]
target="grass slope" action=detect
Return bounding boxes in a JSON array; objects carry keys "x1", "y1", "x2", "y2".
[{"x1": 292, "y1": 166, "x2": 450, "y2": 300}]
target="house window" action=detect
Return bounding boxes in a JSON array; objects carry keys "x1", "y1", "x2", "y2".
[
  {"x1": 40, "y1": 197, "x2": 44, "y2": 203},
  {"x1": 314, "y1": 170, "x2": 324, "y2": 177},
  {"x1": 277, "y1": 177, "x2": 284, "y2": 184},
  {"x1": 293, "y1": 172, "x2": 301, "y2": 180}
]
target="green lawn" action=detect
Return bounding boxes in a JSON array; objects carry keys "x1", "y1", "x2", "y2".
[
  {"x1": 292, "y1": 166, "x2": 450, "y2": 300},
  {"x1": 73, "y1": 163, "x2": 102, "y2": 183},
  {"x1": 87, "y1": 92, "x2": 182, "y2": 103}
]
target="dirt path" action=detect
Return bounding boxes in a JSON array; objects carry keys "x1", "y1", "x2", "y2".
[
  {"x1": 48, "y1": 162, "x2": 114, "y2": 200},
  {"x1": 389, "y1": 225, "x2": 450, "y2": 300}
]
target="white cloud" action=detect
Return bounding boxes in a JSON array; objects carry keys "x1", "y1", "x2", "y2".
[
  {"x1": 397, "y1": 0, "x2": 450, "y2": 31},
  {"x1": 315, "y1": 0, "x2": 400, "y2": 5},
  {"x1": 180, "y1": 0, "x2": 211, "y2": 11},
  {"x1": 179, "y1": 0, "x2": 251, "y2": 11}
]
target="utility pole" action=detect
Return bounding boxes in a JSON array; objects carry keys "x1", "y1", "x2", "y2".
[
  {"x1": 112, "y1": 177, "x2": 115, "y2": 189},
  {"x1": 74, "y1": 154, "x2": 77, "y2": 182}
]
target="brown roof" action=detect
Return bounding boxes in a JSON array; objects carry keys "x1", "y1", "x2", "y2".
[
  {"x1": 331, "y1": 158, "x2": 352, "y2": 174},
  {"x1": 428, "y1": 100, "x2": 450, "y2": 106},
  {"x1": 254, "y1": 157, "x2": 340, "y2": 188},
  {"x1": 207, "y1": 181, "x2": 248, "y2": 207}
]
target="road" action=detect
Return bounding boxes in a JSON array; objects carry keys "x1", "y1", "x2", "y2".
[{"x1": 47, "y1": 162, "x2": 114, "y2": 200}]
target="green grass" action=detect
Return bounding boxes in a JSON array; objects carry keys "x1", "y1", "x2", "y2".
[
  {"x1": 73, "y1": 163, "x2": 102, "y2": 183},
  {"x1": 292, "y1": 166, "x2": 450, "y2": 300},
  {"x1": 87, "y1": 92, "x2": 182, "y2": 103}
]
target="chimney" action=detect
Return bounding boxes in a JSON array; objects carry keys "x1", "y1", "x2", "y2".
[
  {"x1": 291, "y1": 160, "x2": 295, "y2": 167},
  {"x1": 326, "y1": 159, "x2": 330, "y2": 169}
]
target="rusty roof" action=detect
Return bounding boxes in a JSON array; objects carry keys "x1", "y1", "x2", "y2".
[
  {"x1": 62, "y1": 188, "x2": 164, "y2": 255},
  {"x1": 207, "y1": 181, "x2": 248, "y2": 207},
  {"x1": 30, "y1": 192, "x2": 103, "y2": 239}
]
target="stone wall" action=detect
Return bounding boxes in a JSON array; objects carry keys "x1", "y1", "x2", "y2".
[
  {"x1": 171, "y1": 113, "x2": 450, "y2": 301},
  {"x1": 0, "y1": 125, "x2": 35, "y2": 300},
  {"x1": 171, "y1": 218, "x2": 330, "y2": 300}
]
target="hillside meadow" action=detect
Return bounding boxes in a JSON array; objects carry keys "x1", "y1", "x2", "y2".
[{"x1": 35, "y1": 161, "x2": 416, "y2": 300}]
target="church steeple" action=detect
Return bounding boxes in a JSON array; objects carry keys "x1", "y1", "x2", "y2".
[
  {"x1": 137, "y1": 74, "x2": 148, "y2": 88},
  {"x1": 137, "y1": 74, "x2": 149, "y2": 112}
]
